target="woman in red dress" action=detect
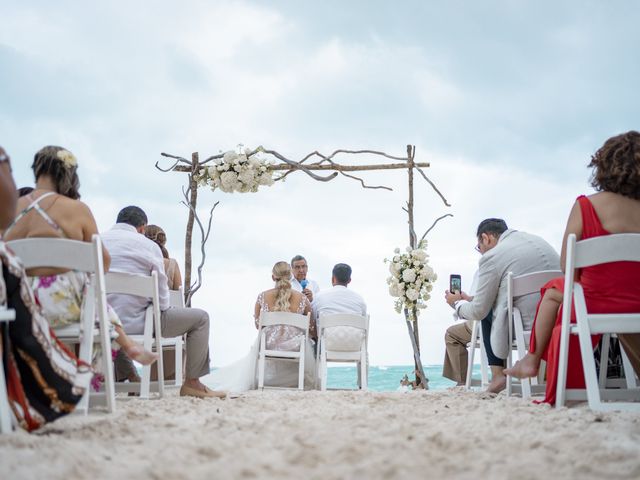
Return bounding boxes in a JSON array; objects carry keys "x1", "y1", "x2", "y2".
[{"x1": 505, "y1": 131, "x2": 640, "y2": 404}]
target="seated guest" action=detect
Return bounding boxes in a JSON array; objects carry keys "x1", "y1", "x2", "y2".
[
  {"x1": 505, "y1": 131, "x2": 640, "y2": 404},
  {"x1": 313, "y1": 263, "x2": 367, "y2": 352},
  {"x1": 144, "y1": 224, "x2": 182, "y2": 290},
  {"x1": 102, "y1": 206, "x2": 225, "y2": 399},
  {"x1": 445, "y1": 218, "x2": 559, "y2": 393},
  {"x1": 290, "y1": 255, "x2": 320, "y2": 302},
  {"x1": 3, "y1": 146, "x2": 157, "y2": 371},
  {"x1": 0, "y1": 146, "x2": 86, "y2": 431}
]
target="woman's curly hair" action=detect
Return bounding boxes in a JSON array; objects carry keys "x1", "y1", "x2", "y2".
[
  {"x1": 144, "y1": 224, "x2": 169, "y2": 259},
  {"x1": 589, "y1": 131, "x2": 640, "y2": 200}
]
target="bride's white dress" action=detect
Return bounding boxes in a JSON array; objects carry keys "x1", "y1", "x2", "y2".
[{"x1": 204, "y1": 292, "x2": 317, "y2": 392}]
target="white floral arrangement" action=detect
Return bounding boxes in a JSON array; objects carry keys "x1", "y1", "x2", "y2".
[
  {"x1": 198, "y1": 148, "x2": 275, "y2": 193},
  {"x1": 385, "y1": 241, "x2": 437, "y2": 320},
  {"x1": 56, "y1": 149, "x2": 77, "y2": 168}
]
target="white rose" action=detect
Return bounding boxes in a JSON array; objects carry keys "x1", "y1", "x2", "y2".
[
  {"x1": 389, "y1": 283, "x2": 401, "y2": 297},
  {"x1": 411, "y1": 249, "x2": 427, "y2": 261},
  {"x1": 56, "y1": 149, "x2": 77, "y2": 168},
  {"x1": 258, "y1": 173, "x2": 274, "y2": 186},
  {"x1": 238, "y1": 169, "x2": 255, "y2": 185},
  {"x1": 394, "y1": 247, "x2": 401, "y2": 254},
  {"x1": 393, "y1": 255, "x2": 401, "y2": 263},
  {"x1": 248, "y1": 157, "x2": 261, "y2": 168},
  {"x1": 402, "y1": 269, "x2": 416, "y2": 283},
  {"x1": 406, "y1": 288, "x2": 419, "y2": 301},
  {"x1": 220, "y1": 171, "x2": 238, "y2": 192},
  {"x1": 223, "y1": 151, "x2": 237, "y2": 163}
]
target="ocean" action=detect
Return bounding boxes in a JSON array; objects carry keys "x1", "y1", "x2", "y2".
[{"x1": 326, "y1": 365, "x2": 479, "y2": 391}]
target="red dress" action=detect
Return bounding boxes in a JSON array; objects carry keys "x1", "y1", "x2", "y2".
[{"x1": 529, "y1": 195, "x2": 640, "y2": 404}]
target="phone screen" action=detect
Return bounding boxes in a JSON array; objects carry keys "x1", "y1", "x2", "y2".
[{"x1": 450, "y1": 275, "x2": 461, "y2": 293}]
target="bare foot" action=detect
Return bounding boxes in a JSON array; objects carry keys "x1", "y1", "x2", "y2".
[
  {"x1": 124, "y1": 344, "x2": 158, "y2": 366},
  {"x1": 504, "y1": 353, "x2": 539, "y2": 379},
  {"x1": 486, "y1": 374, "x2": 506, "y2": 394}
]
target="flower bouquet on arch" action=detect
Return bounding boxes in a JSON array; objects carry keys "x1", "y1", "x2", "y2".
[
  {"x1": 196, "y1": 147, "x2": 275, "y2": 193},
  {"x1": 385, "y1": 240, "x2": 437, "y2": 321}
]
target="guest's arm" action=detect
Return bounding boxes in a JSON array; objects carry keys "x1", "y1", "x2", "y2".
[
  {"x1": 303, "y1": 297, "x2": 316, "y2": 339},
  {"x1": 455, "y1": 256, "x2": 500, "y2": 321},
  {"x1": 560, "y1": 200, "x2": 583, "y2": 274},
  {"x1": 172, "y1": 259, "x2": 182, "y2": 291},
  {"x1": 0, "y1": 147, "x2": 17, "y2": 230}
]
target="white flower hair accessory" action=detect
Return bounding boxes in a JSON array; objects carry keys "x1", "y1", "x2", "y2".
[{"x1": 56, "y1": 149, "x2": 77, "y2": 168}]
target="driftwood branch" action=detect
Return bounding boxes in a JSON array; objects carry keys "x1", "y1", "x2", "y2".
[
  {"x1": 181, "y1": 184, "x2": 219, "y2": 306},
  {"x1": 419, "y1": 214, "x2": 454, "y2": 243},
  {"x1": 415, "y1": 166, "x2": 451, "y2": 207}
]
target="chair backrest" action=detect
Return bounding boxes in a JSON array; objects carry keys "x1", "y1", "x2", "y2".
[
  {"x1": 169, "y1": 288, "x2": 185, "y2": 308},
  {"x1": 259, "y1": 311, "x2": 310, "y2": 331},
  {"x1": 571, "y1": 233, "x2": 640, "y2": 269},
  {"x1": 105, "y1": 271, "x2": 158, "y2": 298},
  {"x1": 508, "y1": 270, "x2": 563, "y2": 298},
  {"x1": 318, "y1": 313, "x2": 369, "y2": 332},
  {"x1": 6, "y1": 236, "x2": 102, "y2": 274}
]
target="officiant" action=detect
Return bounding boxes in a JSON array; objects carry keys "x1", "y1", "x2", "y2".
[{"x1": 290, "y1": 254, "x2": 320, "y2": 302}]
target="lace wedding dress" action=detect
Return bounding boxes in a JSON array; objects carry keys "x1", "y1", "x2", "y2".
[{"x1": 204, "y1": 292, "x2": 317, "y2": 392}]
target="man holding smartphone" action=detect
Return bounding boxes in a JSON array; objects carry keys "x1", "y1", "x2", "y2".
[{"x1": 444, "y1": 218, "x2": 559, "y2": 394}]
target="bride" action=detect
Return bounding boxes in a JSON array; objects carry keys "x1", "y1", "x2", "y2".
[{"x1": 205, "y1": 261, "x2": 317, "y2": 392}]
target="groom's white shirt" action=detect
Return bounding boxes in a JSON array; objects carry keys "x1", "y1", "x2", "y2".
[
  {"x1": 313, "y1": 285, "x2": 367, "y2": 351},
  {"x1": 291, "y1": 277, "x2": 320, "y2": 296}
]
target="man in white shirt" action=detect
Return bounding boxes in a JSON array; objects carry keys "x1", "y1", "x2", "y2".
[
  {"x1": 102, "y1": 206, "x2": 225, "y2": 399},
  {"x1": 290, "y1": 255, "x2": 320, "y2": 302},
  {"x1": 313, "y1": 263, "x2": 367, "y2": 353}
]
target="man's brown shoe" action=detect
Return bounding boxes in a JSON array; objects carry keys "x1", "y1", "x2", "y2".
[{"x1": 179, "y1": 385, "x2": 227, "y2": 399}]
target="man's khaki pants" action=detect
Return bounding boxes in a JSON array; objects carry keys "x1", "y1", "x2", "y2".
[
  {"x1": 115, "y1": 306, "x2": 211, "y2": 382},
  {"x1": 442, "y1": 320, "x2": 474, "y2": 384}
]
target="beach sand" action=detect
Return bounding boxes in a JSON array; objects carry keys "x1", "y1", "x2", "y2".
[{"x1": 2, "y1": 389, "x2": 640, "y2": 479}]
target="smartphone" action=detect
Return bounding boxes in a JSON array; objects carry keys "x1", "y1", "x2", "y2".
[{"x1": 449, "y1": 274, "x2": 462, "y2": 294}]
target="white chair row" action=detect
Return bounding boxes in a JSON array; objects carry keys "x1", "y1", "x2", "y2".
[
  {"x1": 5, "y1": 236, "x2": 186, "y2": 416},
  {"x1": 256, "y1": 311, "x2": 369, "y2": 391}
]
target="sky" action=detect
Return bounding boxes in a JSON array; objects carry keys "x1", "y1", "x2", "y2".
[{"x1": 1, "y1": 1, "x2": 639, "y2": 370}]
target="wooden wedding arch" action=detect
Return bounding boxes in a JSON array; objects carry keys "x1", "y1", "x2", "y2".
[{"x1": 156, "y1": 145, "x2": 451, "y2": 388}]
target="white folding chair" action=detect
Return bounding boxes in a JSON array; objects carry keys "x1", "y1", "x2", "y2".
[
  {"x1": 257, "y1": 312, "x2": 310, "y2": 390},
  {"x1": 316, "y1": 314, "x2": 369, "y2": 391},
  {"x1": 0, "y1": 305, "x2": 16, "y2": 433},
  {"x1": 556, "y1": 233, "x2": 640, "y2": 411},
  {"x1": 465, "y1": 320, "x2": 489, "y2": 390},
  {"x1": 105, "y1": 272, "x2": 165, "y2": 399},
  {"x1": 506, "y1": 270, "x2": 562, "y2": 399},
  {"x1": 7, "y1": 236, "x2": 116, "y2": 414},
  {"x1": 165, "y1": 287, "x2": 185, "y2": 387}
]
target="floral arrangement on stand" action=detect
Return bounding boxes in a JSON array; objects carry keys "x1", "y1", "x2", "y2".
[
  {"x1": 197, "y1": 148, "x2": 275, "y2": 193},
  {"x1": 385, "y1": 241, "x2": 437, "y2": 321}
]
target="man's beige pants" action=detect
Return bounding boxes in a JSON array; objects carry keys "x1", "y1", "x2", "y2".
[
  {"x1": 115, "y1": 306, "x2": 211, "y2": 382},
  {"x1": 442, "y1": 320, "x2": 474, "y2": 384}
]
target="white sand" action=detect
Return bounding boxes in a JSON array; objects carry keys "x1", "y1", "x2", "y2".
[{"x1": 2, "y1": 389, "x2": 640, "y2": 479}]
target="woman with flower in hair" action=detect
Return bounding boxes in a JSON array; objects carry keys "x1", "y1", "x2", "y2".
[
  {"x1": 3, "y1": 146, "x2": 157, "y2": 372},
  {"x1": 205, "y1": 261, "x2": 316, "y2": 391},
  {"x1": 144, "y1": 224, "x2": 182, "y2": 290},
  {"x1": 505, "y1": 131, "x2": 640, "y2": 404}
]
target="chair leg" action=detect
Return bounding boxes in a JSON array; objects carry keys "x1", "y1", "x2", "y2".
[
  {"x1": 360, "y1": 348, "x2": 368, "y2": 391},
  {"x1": 298, "y1": 344, "x2": 305, "y2": 391},
  {"x1": 465, "y1": 321, "x2": 478, "y2": 390},
  {"x1": 598, "y1": 334, "x2": 610, "y2": 388},
  {"x1": 258, "y1": 353, "x2": 265, "y2": 390},
  {"x1": 175, "y1": 337, "x2": 184, "y2": 387},
  {"x1": 320, "y1": 348, "x2": 327, "y2": 391},
  {"x1": 620, "y1": 344, "x2": 639, "y2": 389},
  {"x1": 0, "y1": 330, "x2": 13, "y2": 433}
]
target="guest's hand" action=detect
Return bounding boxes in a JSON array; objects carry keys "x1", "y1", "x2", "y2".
[
  {"x1": 445, "y1": 289, "x2": 463, "y2": 308},
  {"x1": 302, "y1": 288, "x2": 313, "y2": 302}
]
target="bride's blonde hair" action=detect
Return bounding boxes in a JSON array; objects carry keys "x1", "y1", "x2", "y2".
[{"x1": 272, "y1": 261, "x2": 292, "y2": 312}]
